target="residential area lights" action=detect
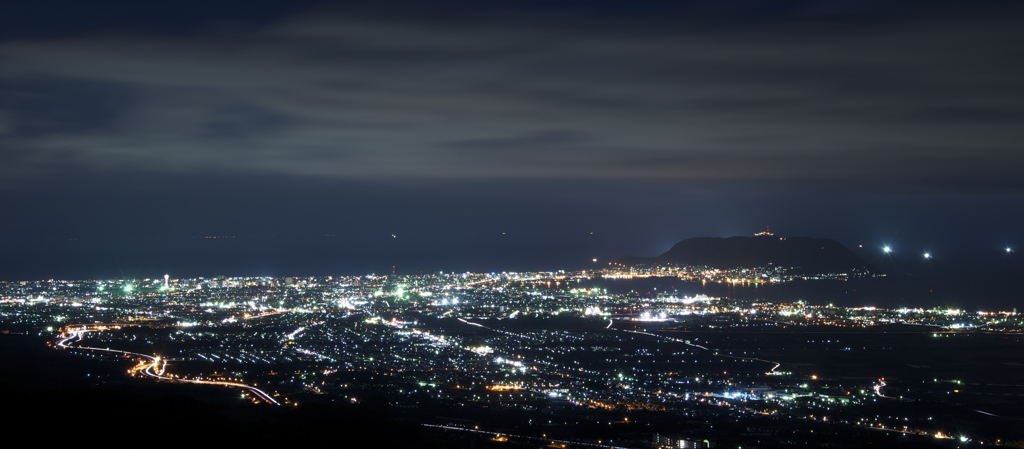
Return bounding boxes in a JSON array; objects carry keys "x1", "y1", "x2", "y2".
[{"x1": 0, "y1": 271, "x2": 1020, "y2": 447}]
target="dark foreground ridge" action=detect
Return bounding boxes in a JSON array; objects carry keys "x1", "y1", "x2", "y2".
[
  {"x1": 1, "y1": 332, "x2": 979, "y2": 449},
  {"x1": 620, "y1": 235, "x2": 871, "y2": 274}
]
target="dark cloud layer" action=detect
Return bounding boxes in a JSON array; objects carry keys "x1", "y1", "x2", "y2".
[
  {"x1": 3, "y1": 2, "x2": 1022, "y2": 183},
  {"x1": 1, "y1": 1, "x2": 1023, "y2": 278}
]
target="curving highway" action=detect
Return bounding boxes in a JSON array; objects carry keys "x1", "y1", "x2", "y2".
[{"x1": 56, "y1": 325, "x2": 280, "y2": 405}]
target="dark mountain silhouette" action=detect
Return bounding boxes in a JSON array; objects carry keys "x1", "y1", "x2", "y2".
[{"x1": 620, "y1": 236, "x2": 871, "y2": 274}]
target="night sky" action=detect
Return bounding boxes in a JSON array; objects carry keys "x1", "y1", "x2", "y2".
[{"x1": 2, "y1": 1, "x2": 1023, "y2": 280}]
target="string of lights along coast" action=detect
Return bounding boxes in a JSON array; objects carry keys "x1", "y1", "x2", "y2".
[{"x1": 3, "y1": 232, "x2": 1023, "y2": 448}]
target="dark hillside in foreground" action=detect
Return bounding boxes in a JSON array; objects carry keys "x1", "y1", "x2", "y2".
[{"x1": 0, "y1": 333, "x2": 420, "y2": 447}]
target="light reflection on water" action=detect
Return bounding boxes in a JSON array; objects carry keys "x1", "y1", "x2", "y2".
[{"x1": 569, "y1": 276, "x2": 1019, "y2": 311}]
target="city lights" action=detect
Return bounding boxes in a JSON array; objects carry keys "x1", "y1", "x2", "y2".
[{"x1": 1, "y1": 268, "x2": 1019, "y2": 447}]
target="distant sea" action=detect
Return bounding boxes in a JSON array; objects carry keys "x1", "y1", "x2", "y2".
[
  {"x1": 578, "y1": 273, "x2": 1023, "y2": 312},
  {"x1": 2, "y1": 235, "x2": 1020, "y2": 311}
]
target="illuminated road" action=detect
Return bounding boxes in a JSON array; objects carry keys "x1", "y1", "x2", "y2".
[
  {"x1": 625, "y1": 329, "x2": 782, "y2": 374},
  {"x1": 56, "y1": 325, "x2": 280, "y2": 405},
  {"x1": 872, "y1": 378, "x2": 895, "y2": 399},
  {"x1": 422, "y1": 423, "x2": 630, "y2": 449}
]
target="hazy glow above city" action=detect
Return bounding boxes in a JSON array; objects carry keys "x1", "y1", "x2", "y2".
[
  {"x1": 2, "y1": 2, "x2": 1024, "y2": 446},
  {"x1": 1, "y1": 1, "x2": 1023, "y2": 280}
]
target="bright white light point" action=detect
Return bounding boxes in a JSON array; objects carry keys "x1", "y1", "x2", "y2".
[
  {"x1": 883, "y1": 246, "x2": 891, "y2": 253},
  {"x1": 592, "y1": 258, "x2": 598, "y2": 262},
  {"x1": 923, "y1": 253, "x2": 931, "y2": 259},
  {"x1": 1007, "y1": 247, "x2": 1013, "y2": 253}
]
